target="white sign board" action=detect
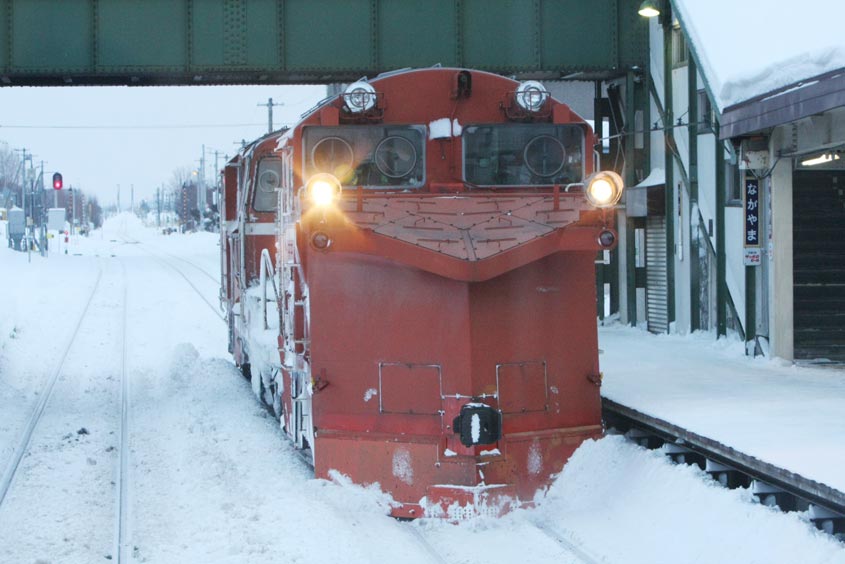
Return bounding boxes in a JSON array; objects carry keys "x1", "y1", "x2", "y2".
[
  {"x1": 743, "y1": 247, "x2": 762, "y2": 266},
  {"x1": 48, "y1": 208, "x2": 66, "y2": 231}
]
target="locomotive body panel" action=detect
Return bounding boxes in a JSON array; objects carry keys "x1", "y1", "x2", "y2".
[{"x1": 221, "y1": 67, "x2": 623, "y2": 517}]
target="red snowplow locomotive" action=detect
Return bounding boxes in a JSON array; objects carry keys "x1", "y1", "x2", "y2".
[{"x1": 221, "y1": 68, "x2": 623, "y2": 518}]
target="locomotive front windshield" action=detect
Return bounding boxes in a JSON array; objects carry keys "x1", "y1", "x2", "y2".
[
  {"x1": 253, "y1": 157, "x2": 284, "y2": 212},
  {"x1": 463, "y1": 124, "x2": 585, "y2": 187},
  {"x1": 303, "y1": 125, "x2": 425, "y2": 189}
]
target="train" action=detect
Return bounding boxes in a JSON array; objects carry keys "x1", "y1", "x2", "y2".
[{"x1": 220, "y1": 67, "x2": 624, "y2": 519}]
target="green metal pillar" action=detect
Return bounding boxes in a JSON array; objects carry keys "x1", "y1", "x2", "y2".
[
  {"x1": 688, "y1": 58, "x2": 700, "y2": 331},
  {"x1": 715, "y1": 124, "x2": 727, "y2": 337},
  {"x1": 623, "y1": 71, "x2": 638, "y2": 325},
  {"x1": 663, "y1": 12, "x2": 675, "y2": 332}
]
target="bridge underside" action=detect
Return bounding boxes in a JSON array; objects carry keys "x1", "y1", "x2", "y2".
[{"x1": 0, "y1": 0, "x2": 646, "y2": 87}]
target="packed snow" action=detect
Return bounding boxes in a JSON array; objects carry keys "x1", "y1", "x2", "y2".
[
  {"x1": 600, "y1": 324, "x2": 845, "y2": 494},
  {"x1": 673, "y1": 0, "x2": 845, "y2": 111},
  {"x1": 0, "y1": 215, "x2": 842, "y2": 562}
]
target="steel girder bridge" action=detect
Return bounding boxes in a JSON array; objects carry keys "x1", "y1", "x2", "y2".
[{"x1": 0, "y1": 0, "x2": 646, "y2": 86}]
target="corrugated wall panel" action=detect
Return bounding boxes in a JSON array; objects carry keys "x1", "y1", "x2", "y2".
[{"x1": 646, "y1": 215, "x2": 668, "y2": 334}]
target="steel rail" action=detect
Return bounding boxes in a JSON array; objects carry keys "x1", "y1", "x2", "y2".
[
  {"x1": 602, "y1": 398, "x2": 845, "y2": 518},
  {"x1": 152, "y1": 245, "x2": 219, "y2": 285},
  {"x1": 138, "y1": 247, "x2": 226, "y2": 323},
  {"x1": 0, "y1": 263, "x2": 104, "y2": 508},
  {"x1": 527, "y1": 518, "x2": 604, "y2": 564},
  {"x1": 115, "y1": 260, "x2": 131, "y2": 563},
  {"x1": 402, "y1": 525, "x2": 450, "y2": 564}
]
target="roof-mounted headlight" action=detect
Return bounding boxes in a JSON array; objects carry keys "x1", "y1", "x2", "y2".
[
  {"x1": 343, "y1": 81, "x2": 376, "y2": 113},
  {"x1": 515, "y1": 81, "x2": 549, "y2": 113},
  {"x1": 306, "y1": 173, "x2": 342, "y2": 208},
  {"x1": 585, "y1": 171, "x2": 624, "y2": 208}
]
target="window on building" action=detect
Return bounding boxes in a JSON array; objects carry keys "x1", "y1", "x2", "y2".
[
  {"x1": 697, "y1": 90, "x2": 715, "y2": 133},
  {"x1": 672, "y1": 25, "x2": 689, "y2": 67},
  {"x1": 725, "y1": 158, "x2": 742, "y2": 206}
]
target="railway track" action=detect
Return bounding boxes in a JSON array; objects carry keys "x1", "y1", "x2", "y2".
[
  {"x1": 115, "y1": 260, "x2": 132, "y2": 563},
  {"x1": 603, "y1": 398, "x2": 845, "y2": 538},
  {"x1": 0, "y1": 263, "x2": 104, "y2": 508},
  {"x1": 0, "y1": 260, "x2": 137, "y2": 562},
  {"x1": 403, "y1": 525, "x2": 450, "y2": 564},
  {"x1": 157, "y1": 247, "x2": 219, "y2": 285},
  {"x1": 404, "y1": 519, "x2": 604, "y2": 564},
  {"x1": 130, "y1": 240, "x2": 225, "y2": 323},
  {"x1": 527, "y1": 519, "x2": 605, "y2": 564}
]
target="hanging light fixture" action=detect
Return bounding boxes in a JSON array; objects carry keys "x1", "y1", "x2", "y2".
[
  {"x1": 638, "y1": 0, "x2": 660, "y2": 17},
  {"x1": 800, "y1": 153, "x2": 840, "y2": 167}
]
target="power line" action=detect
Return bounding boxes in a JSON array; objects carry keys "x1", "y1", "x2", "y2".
[{"x1": 0, "y1": 122, "x2": 272, "y2": 130}]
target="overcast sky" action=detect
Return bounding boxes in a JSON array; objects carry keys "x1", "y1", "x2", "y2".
[{"x1": 0, "y1": 84, "x2": 327, "y2": 206}]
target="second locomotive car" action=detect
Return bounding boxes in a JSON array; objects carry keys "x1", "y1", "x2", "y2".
[{"x1": 220, "y1": 68, "x2": 623, "y2": 518}]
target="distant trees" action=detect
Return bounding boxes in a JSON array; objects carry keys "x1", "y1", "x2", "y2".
[
  {"x1": 0, "y1": 142, "x2": 21, "y2": 210},
  {"x1": 166, "y1": 165, "x2": 218, "y2": 232}
]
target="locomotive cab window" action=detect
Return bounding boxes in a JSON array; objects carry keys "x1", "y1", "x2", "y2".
[
  {"x1": 253, "y1": 158, "x2": 284, "y2": 212},
  {"x1": 463, "y1": 124, "x2": 585, "y2": 187},
  {"x1": 303, "y1": 125, "x2": 425, "y2": 189}
]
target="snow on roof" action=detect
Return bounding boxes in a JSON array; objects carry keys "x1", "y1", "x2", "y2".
[
  {"x1": 631, "y1": 167, "x2": 664, "y2": 189},
  {"x1": 673, "y1": 0, "x2": 845, "y2": 112}
]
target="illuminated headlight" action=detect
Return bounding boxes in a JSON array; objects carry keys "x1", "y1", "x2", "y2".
[
  {"x1": 585, "y1": 171, "x2": 624, "y2": 208},
  {"x1": 343, "y1": 81, "x2": 376, "y2": 113},
  {"x1": 306, "y1": 173, "x2": 342, "y2": 207},
  {"x1": 515, "y1": 80, "x2": 549, "y2": 112}
]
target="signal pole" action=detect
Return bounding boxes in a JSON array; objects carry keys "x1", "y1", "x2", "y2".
[{"x1": 258, "y1": 98, "x2": 283, "y2": 133}]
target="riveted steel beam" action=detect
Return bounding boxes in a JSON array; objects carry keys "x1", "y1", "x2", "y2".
[{"x1": 0, "y1": 0, "x2": 647, "y2": 86}]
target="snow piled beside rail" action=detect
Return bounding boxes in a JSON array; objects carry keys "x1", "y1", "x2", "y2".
[{"x1": 1, "y1": 214, "x2": 843, "y2": 562}]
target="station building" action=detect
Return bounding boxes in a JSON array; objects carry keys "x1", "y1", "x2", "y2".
[{"x1": 597, "y1": 0, "x2": 844, "y2": 363}]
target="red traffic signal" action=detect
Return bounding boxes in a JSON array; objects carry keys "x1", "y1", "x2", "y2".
[{"x1": 52, "y1": 172, "x2": 63, "y2": 190}]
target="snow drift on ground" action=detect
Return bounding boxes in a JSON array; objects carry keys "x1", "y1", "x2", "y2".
[{"x1": 0, "y1": 214, "x2": 842, "y2": 562}]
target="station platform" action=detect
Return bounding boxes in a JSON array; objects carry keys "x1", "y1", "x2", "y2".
[{"x1": 598, "y1": 325, "x2": 845, "y2": 495}]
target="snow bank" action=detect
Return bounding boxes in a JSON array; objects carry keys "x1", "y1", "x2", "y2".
[
  {"x1": 534, "y1": 435, "x2": 845, "y2": 563},
  {"x1": 599, "y1": 325, "x2": 845, "y2": 494},
  {"x1": 2, "y1": 215, "x2": 843, "y2": 563}
]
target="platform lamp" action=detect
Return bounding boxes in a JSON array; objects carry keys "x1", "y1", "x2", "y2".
[{"x1": 638, "y1": 0, "x2": 660, "y2": 18}]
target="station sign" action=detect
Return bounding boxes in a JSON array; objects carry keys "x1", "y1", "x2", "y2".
[{"x1": 743, "y1": 176, "x2": 761, "y2": 266}]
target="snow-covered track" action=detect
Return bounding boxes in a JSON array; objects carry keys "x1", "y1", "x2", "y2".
[
  {"x1": 403, "y1": 524, "x2": 451, "y2": 564},
  {"x1": 0, "y1": 263, "x2": 104, "y2": 509},
  {"x1": 115, "y1": 261, "x2": 132, "y2": 564},
  {"x1": 140, "y1": 247, "x2": 225, "y2": 323},
  {"x1": 603, "y1": 398, "x2": 845, "y2": 537},
  {"x1": 526, "y1": 519, "x2": 604, "y2": 564},
  {"x1": 158, "y1": 249, "x2": 219, "y2": 285}
]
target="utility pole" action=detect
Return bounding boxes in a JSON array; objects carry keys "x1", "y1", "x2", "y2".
[
  {"x1": 70, "y1": 187, "x2": 76, "y2": 236},
  {"x1": 257, "y1": 98, "x2": 283, "y2": 134},
  {"x1": 130, "y1": 184, "x2": 134, "y2": 213},
  {"x1": 197, "y1": 145, "x2": 206, "y2": 218},
  {"x1": 14, "y1": 148, "x2": 34, "y2": 260},
  {"x1": 117, "y1": 184, "x2": 121, "y2": 213},
  {"x1": 39, "y1": 161, "x2": 47, "y2": 256},
  {"x1": 156, "y1": 185, "x2": 161, "y2": 227}
]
